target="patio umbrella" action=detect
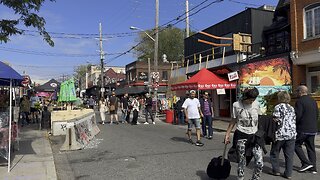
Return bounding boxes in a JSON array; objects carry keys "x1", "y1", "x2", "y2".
[
  {"x1": 58, "y1": 79, "x2": 77, "y2": 102},
  {"x1": 0, "y1": 61, "x2": 23, "y2": 172}
]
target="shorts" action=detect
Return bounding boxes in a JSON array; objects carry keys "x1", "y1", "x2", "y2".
[
  {"x1": 110, "y1": 110, "x2": 117, "y2": 115},
  {"x1": 188, "y1": 118, "x2": 201, "y2": 129}
]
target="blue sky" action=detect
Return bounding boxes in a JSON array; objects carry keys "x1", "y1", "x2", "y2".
[{"x1": 0, "y1": 0, "x2": 278, "y2": 83}]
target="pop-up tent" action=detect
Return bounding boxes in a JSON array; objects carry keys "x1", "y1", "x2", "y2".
[
  {"x1": 171, "y1": 68, "x2": 236, "y2": 91},
  {"x1": 0, "y1": 61, "x2": 23, "y2": 172}
]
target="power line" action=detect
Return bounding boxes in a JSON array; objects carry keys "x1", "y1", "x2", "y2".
[
  {"x1": 0, "y1": 47, "x2": 129, "y2": 57},
  {"x1": 107, "y1": 0, "x2": 224, "y2": 63},
  {"x1": 228, "y1": 0, "x2": 261, "y2": 7}
]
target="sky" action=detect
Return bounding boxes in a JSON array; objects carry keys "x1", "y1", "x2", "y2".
[{"x1": 0, "y1": 0, "x2": 278, "y2": 84}]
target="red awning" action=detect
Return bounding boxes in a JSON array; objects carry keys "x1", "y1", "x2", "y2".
[{"x1": 171, "y1": 68, "x2": 236, "y2": 91}]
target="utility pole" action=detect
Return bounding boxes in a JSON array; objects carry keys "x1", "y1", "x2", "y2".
[
  {"x1": 99, "y1": 23, "x2": 105, "y2": 99},
  {"x1": 186, "y1": 0, "x2": 190, "y2": 38},
  {"x1": 154, "y1": 0, "x2": 159, "y2": 119},
  {"x1": 148, "y1": 58, "x2": 151, "y2": 94}
]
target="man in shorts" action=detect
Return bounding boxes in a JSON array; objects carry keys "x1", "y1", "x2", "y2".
[{"x1": 182, "y1": 90, "x2": 204, "y2": 146}]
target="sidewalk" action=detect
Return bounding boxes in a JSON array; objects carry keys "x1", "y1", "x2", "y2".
[{"x1": 0, "y1": 124, "x2": 57, "y2": 180}]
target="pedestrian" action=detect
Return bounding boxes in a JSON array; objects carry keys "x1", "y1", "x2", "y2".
[
  {"x1": 30, "y1": 92, "x2": 40, "y2": 124},
  {"x1": 88, "y1": 96, "x2": 95, "y2": 109},
  {"x1": 294, "y1": 85, "x2": 318, "y2": 174},
  {"x1": 99, "y1": 98, "x2": 107, "y2": 125},
  {"x1": 200, "y1": 92, "x2": 214, "y2": 139},
  {"x1": 182, "y1": 90, "x2": 204, "y2": 146},
  {"x1": 120, "y1": 93, "x2": 129, "y2": 124},
  {"x1": 224, "y1": 87, "x2": 263, "y2": 180},
  {"x1": 270, "y1": 91, "x2": 296, "y2": 179},
  {"x1": 176, "y1": 97, "x2": 185, "y2": 125},
  {"x1": 19, "y1": 95, "x2": 30, "y2": 126},
  {"x1": 144, "y1": 93, "x2": 155, "y2": 124},
  {"x1": 108, "y1": 92, "x2": 119, "y2": 124},
  {"x1": 41, "y1": 106, "x2": 51, "y2": 134},
  {"x1": 131, "y1": 96, "x2": 140, "y2": 125}
]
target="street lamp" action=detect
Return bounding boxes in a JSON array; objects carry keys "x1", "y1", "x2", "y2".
[
  {"x1": 130, "y1": 25, "x2": 159, "y2": 119},
  {"x1": 130, "y1": 26, "x2": 155, "y2": 42}
]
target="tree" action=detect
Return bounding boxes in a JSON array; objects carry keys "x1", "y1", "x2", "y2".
[
  {"x1": 73, "y1": 64, "x2": 90, "y2": 89},
  {"x1": 0, "y1": 0, "x2": 55, "y2": 46},
  {"x1": 134, "y1": 27, "x2": 185, "y2": 63}
]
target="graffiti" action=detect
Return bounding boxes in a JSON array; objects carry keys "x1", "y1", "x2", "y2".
[{"x1": 60, "y1": 124, "x2": 67, "y2": 131}]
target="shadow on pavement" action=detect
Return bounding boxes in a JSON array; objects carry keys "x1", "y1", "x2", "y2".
[
  {"x1": 196, "y1": 170, "x2": 238, "y2": 180},
  {"x1": 170, "y1": 137, "x2": 190, "y2": 144}
]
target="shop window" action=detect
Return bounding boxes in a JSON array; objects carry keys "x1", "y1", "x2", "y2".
[
  {"x1": 162, "y1": 71, "x2": 168, "y2": 81},
  {"x1": 311, "y1": 76, "x2": 318, "y2": 93},
  {"x1": 304, "y1": 3, "x2": 320, "y2": 39}
]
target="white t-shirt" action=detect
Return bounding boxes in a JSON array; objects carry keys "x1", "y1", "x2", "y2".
[
  {"x1": 182, "y1": 98, "x2": 201, "y2": 119},
  {"x1": 232, "y1": 100, "x2": 261, "y2": 134}
]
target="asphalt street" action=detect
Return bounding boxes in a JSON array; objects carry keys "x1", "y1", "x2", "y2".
[{"x1": 50, "y1": 112, "x2": 320, "y2": 180}]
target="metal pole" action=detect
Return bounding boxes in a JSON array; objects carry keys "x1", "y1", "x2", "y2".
[
  {"x1": 148, "y1": 58, "x2": 151, "y2": 94},
  {"x1": 154, "y1": 0, "x2": 159, "y2": 119},
  {"x1": 186, "y1": 0, "x2": 190, "y2": 38},
  {"x1": 99, "y1": 23, "x2": 105, "y2": 99}
]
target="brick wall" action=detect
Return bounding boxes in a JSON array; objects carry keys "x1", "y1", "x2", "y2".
[
  {"x1": 292, "y1": 64, "x2": 306, "y2": 90},
  {"x1": 291, "y1": 0, "x2": 320, "y2": 53}
]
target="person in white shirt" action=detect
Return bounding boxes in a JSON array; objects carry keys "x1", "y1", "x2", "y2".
[
  {"x1": 182, "y1": 90, "x2": 204, "y2": 146},
  {"x1": 131, "y1": 96, "x2": 140, "y2": 125}
]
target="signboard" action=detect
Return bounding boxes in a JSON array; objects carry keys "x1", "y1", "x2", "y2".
[
  {"x1": 138, "y1": 72, "x2": 148, "y2": 81},
  {"x1": 152, "y1": 72, "x2": 160, "y2": 82},
  {"x1": 228, "y1": 71, "x2": 239, "y2": 81},
  {"x1": 21, "y1": 75, "x2": 30, "y2": 86},
  {"x1": 216, "y1": 88, "x2": 226, "y2": 95}
]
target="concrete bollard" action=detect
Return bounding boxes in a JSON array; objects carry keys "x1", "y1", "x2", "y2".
[{"x1": 60, "y1": 125, "x2": 82, "y2": 151}]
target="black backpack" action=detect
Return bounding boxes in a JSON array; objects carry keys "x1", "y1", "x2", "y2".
[{"x1": 207, "y1": 144, "x2": 231, "y2": 179}]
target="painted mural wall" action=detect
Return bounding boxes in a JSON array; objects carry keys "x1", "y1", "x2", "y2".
[{"x1": 239, "y1": 57, "x2": 292, "y2": 113}]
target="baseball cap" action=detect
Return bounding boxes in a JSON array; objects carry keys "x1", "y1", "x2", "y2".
[{"x1": 189, "y1": 90, "x2": 196, "y2": 94}]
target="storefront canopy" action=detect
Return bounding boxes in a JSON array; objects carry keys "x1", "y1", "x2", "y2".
[
  {"x1": 35, "y1": 79, "x2": 60, "y2": 92},
  {"x1": 171, "y1": 68, "x2": 236, "y2": 91},
  {"x1": 0, "y1": 61, "x2": 23, "y2": 86}
]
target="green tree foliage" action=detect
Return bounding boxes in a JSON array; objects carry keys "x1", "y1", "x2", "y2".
[
  {"x1": 0, "y1": 0, "x2": 55, "y2": 46},
  {"x1": 134, "y1": 27, "x2": 185, "y2": 62}
]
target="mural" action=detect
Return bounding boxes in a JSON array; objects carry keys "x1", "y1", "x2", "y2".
[{"x1": 239, "y1": 57, "x2": 292, "y2": 113}]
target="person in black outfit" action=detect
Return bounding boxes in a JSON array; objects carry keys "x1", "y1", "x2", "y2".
[
  {"x1": 295, "y1": 85, "x2": 318, "y2": 174},
  {"x1": 121, "y1": 93, "x2": 130, "y2": 123},
  {"x1": 144, "y1": 93, "x2": 155, "y2": 124}
]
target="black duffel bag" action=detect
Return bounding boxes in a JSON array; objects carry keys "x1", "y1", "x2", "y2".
[{"x1": 207, "y1": 144, "x2": 231, "y2": 179}]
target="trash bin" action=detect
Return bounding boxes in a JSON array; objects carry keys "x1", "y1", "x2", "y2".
[{"x1": 165, "y1": 109, "x2": 174, "y2": 124}]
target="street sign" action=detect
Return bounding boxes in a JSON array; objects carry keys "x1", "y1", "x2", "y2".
[{"x1": 21, "y1": 76, "x2": 30, "y2": 86}]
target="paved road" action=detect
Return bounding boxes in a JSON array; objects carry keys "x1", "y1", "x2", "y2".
[{"x1": 50, "y1": 114, "x2": 320, "y2": 180}]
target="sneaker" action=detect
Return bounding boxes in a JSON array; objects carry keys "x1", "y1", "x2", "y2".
[
  {"x1": 282, "y1": 175, "x2": 291, "y2": 179},
  {"x1": 152, "y1": 122, "x2": 155, "y2": 125},
  {"x1": 208, "y1": 136, "x2": 213, "y2": 139},
  {"x1": 188, "y1": 139, "x2": 194, "y2": 144},
  {"x1": 136, "y1": 122, "x2": 140, "y2": 125},
  {"x1": 110, "y1": 121, "x2": 113, "y2": 125},
  {"x1": 270, "y1": 171, "x2": 280, "y2": 176},
  {"x1": 195, "y1": 141, "x2": 204, "y2": 146},
  {"x1": 309, "y1": 168, "x2": 317, "y2": 174},
  {"x1": 311, "y1": 171, "x2": 317, "y2": 174},
  {"x1": 102, "y1": 122, "x2": 105, "y2": 125},
  {"x1": 144, "y1": 122, "x2": 149, "y2": 124},
  {"x1": 298, "y1": 164, "x2": 313, "y2": 172}
]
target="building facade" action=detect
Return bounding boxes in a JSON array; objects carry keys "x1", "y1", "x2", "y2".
[{"x1": 291, "y1": 0, "x2": 320, "y2": 92}]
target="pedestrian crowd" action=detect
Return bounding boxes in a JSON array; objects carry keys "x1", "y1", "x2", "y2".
[
  {"x1": 224, "y1": 85, "x2": 318, "y2": 180},
  {"x1": 94, "y1": 85, "x2": 318, "y2": 180}
]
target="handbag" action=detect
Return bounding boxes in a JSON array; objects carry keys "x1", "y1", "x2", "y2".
[{"x1": 110, "y1": 105, "x2": 115, "y2": 111}]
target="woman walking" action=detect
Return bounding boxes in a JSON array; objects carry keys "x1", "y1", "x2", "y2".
[
  {"x1": 224, "y1": 87, "x2": 263, "y2": 180},
  {"x1": 99, "y1": 98, "x2": 107, "y2": 125},
  {"x1": 270, "y1": 91, "x2": 296, "y2": 179}
]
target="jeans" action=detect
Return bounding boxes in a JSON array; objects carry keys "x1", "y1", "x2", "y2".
[
  {"x1": 270, "y1": 139, "x2": 295, "y2": 177},
  {"x1": 201, "y1": 115, "x2": 213, "y2": 137},
  {"x1": 177, "y1": 110, "x2": 185, "y2": 124},
  {"x1": 145, "y1": 107, "x2": 154, "y2": 123},
  {"x1": 295, "y1": 133, "x2": 317, "y2": 170},
  {"x1": 131, "y1": 110, "x2": 138, "y2": 124},
  {"x1": 121, "y1": 109, "x2": 128, "y2": 122},
  {"x1": 20, "y1": 112, "x2": 29, "y2": 125}
]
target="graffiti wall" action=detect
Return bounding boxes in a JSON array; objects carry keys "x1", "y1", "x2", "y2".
[{"x1": 239, "y1": 57, "x2": 292, "y2": 113}]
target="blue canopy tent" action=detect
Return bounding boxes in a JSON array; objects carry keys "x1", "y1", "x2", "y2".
[{"x1": 0, "y1": 61, "x2": 23, "y2": 172}]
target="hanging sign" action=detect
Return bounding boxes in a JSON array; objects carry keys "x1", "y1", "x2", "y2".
[
  {"x1": 216, "y1": 88, "x2": 226, "y2": 95},
  {"x1": 228, "y1": 71, "x2": 239, "y2": 81}
]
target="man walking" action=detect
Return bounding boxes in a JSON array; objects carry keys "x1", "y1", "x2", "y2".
[
  {"x1": 120, "y1": 93, "x2": 129, "y2": 123},
  {"x1": 200, "y1": 92, "x2": 214, "y2": 139},
  {"x1": 108, "y1": 92, "x2": 119, "y2": 124},
  {"x1": 144, "y1": 93, "x2": 155, "y2": 124},
  {"x1": 183, "y1": 90, "x2": 204, "y2": 146},
  {"x1": 295, "y1": 85, "x2": 318, "y2": 174}
]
